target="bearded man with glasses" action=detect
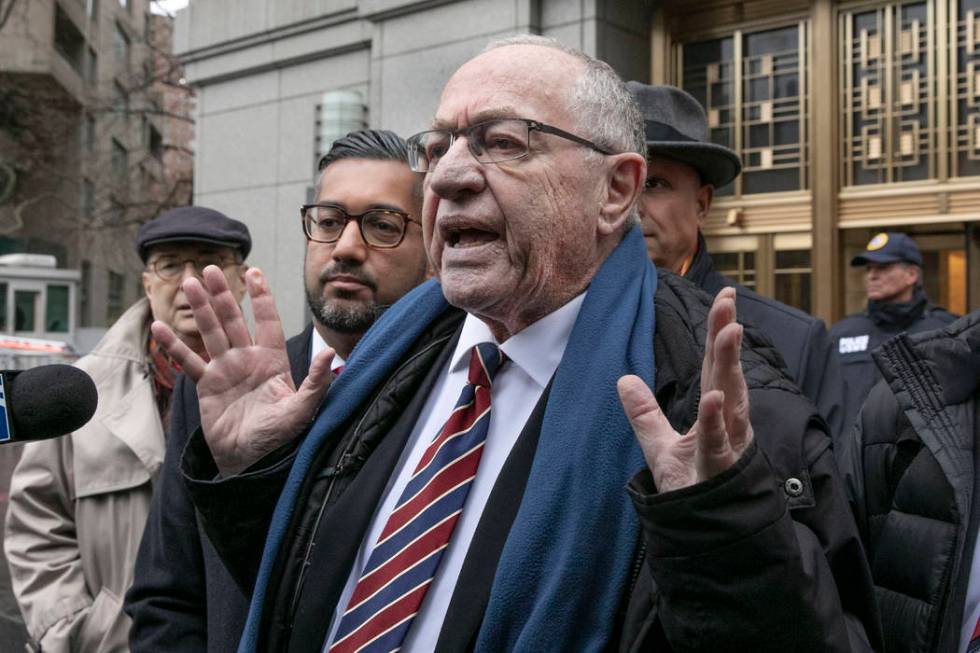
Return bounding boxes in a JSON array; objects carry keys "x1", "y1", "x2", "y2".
[{"x1": 5, "y1": 206, "x2": 251, "y2": 653}]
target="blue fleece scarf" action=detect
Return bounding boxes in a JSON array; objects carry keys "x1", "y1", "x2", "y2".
[{"x1": 238, "y1": 226, "x2": 656, "y2": 652}]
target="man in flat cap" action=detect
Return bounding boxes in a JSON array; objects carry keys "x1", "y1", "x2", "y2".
[
  {"x1": 627, "y1": 81, "x2": 843, "y2": 440},
  {"x1": 831, "y1": 231, "x2": 957, "y2": 432},
  {"x1": 4, "y1": 206, "x2": 251, "y2": 652}
]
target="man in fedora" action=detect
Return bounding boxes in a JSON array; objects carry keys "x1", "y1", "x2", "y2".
[
  {"x1": 627, "y1": 81, "x2": 843, "y2": 440},
  {"x1": 831, "y1": 231, "x2": 956, "y2": 432}
]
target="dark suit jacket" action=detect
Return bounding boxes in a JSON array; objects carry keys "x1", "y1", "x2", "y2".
[
  {"x1": 685, "y1": 233, "x2": 843, "y2": 439},
  {"x1": 125, "y1": 325, "x2": 313, "y2": 653}
]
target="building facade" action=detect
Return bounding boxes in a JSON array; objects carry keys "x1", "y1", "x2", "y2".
[
  {"x1": 0, "y1": 0, "x2": 193, "y2": 346},
  {"x1": 174, "y1": 0, "x2": 651, "y2": 335},
  {"x1": 176, "y1": 0, "x2": 980, "y2": 333},
  {"x1": 653, "y1": 0, "x2": 980, "y2": 322}
]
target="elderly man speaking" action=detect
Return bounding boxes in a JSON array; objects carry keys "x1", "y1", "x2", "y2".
[{"x1": 154, "y1": 37, "x2": 880, "y2": 652}]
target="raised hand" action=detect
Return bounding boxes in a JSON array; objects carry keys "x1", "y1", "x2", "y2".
[
  {"x1": 618, "y1": 287, "x2": 753, "y2": 493},
  {"x1": 152, "y1": 266, "x2": 335, "y2": 477}
]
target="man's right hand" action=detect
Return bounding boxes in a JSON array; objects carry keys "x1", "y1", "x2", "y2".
[{"x1": 151, "y1": 266, "x2": 335, "y2": 477}]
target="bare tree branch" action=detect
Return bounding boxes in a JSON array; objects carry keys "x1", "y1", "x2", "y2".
[{"x1": 0, "y1": 0, "x2": 18, "y2": 33}]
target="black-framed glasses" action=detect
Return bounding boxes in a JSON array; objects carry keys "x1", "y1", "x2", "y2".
[
  {"x1": 301, "y1": 204, "x2": 419, "y2": 248},
  {"x1": 147, "y1": 254, "x2": 241, "y2": 281},
  {"x1": 406, "y1": 118, "x2": 615, "y2": 173}
]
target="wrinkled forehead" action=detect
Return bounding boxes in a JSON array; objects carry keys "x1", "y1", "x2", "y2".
[{"x1": 433, "y1": 45, "x2": 584, "y2": 128}]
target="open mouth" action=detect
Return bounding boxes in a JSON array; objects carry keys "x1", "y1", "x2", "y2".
[{"x1": 446, "y1": 227, "x2": 498, "y2": 249}]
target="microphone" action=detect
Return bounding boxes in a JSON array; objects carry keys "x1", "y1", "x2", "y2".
[{"x1": 0, "y1": 365, "x2": 98, "y2": 444}]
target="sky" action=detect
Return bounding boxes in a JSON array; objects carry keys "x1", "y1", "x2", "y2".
[{"x1": 150, "y1": 0, "x2": 189, "y2": 16}]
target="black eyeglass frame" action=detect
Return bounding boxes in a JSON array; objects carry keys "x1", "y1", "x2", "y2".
[
  {"x1": 406, "y1": 118, "x2": 616, "y2": 173},
  {"x1": 300, "y1": 203, "x2": 420, "y2": 249}
]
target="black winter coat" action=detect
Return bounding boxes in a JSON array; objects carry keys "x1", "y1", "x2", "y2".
[
  {"x1": 684, "y1": 234, "x2": 843, "y2": 440},
  {"x1": 830, "y1": 287, "x2": 956, "y2": 434},
  {"x1": 842, "y1": 310, "x2": 980, "y2": 653},
  {"x1": 180, "y1": 272, "x2": 881, "y2": 652},
  {"x1": 124, "y1": 326, "x2": 314, "y2": 653}
]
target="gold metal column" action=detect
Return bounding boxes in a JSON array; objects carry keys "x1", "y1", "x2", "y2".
[{"x1": 812, "y1": 0, "x2": 840, "y2": 322}]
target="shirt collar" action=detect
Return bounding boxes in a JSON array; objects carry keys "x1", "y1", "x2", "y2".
[
  {"x1": 449, "y1": 292, "x2": 586, "y2": 389},
  {"x1": 311, "y1": 327, "x2": 347, "y2": 372}
]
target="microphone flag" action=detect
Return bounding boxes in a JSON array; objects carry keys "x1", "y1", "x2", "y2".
[{"x1": 0, "y1": 373, "x2": 10, "y2": 443}]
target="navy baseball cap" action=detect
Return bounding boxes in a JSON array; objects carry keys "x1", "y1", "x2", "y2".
[
  {"x1": 136, "y1": 206, "x2": 252, "y2": 262},
  {"x1": 850, "y1": 232, "x2": 923, "y2": 267}
]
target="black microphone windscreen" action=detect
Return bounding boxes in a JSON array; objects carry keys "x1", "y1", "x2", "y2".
[{"x1": 6, "y1": 365, "x2": 98, "y2": 441}]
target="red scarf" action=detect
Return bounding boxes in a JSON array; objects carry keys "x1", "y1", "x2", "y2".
[{"x1": 147, "y1": 335, "x2": 183, "y2": 430}]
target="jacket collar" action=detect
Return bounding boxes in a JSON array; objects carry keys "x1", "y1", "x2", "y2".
[
  {"x1": 95, "y1": 298, "x2": 164, "y2": 472},
  {"x1": 867, "y1": 286, "x2": 930, "y2": 330}
]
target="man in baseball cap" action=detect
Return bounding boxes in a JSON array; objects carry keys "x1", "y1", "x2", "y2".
[
  {"x1": 5, "y1": 205, "x2": 250, "y2": 652},
  {"x1": 830, "y1": 231, "x2": 957, "y2": 431},
  {"x1": 627, "y1": 81, "x2": 843, "y2": 440}
]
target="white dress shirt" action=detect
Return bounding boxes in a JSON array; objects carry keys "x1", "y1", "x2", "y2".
[
  {"x1": 311, "y1": 327, "x2": 347, "y2": 372},
  {"x1": 323, "y1": 293, "x2": 586, "y2": 652}
]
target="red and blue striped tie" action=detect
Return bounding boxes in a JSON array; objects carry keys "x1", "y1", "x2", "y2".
[{"x1": 328, "y1": 342, "x2": 505, "y2": 653}]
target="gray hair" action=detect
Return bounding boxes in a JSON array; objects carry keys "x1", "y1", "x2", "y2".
[
  {"x1": 484, "y1": 35, "x2": 644, "y2": 225},
  {"x1": 484, "y1": 35, "x2": 645, "y2": 156}
]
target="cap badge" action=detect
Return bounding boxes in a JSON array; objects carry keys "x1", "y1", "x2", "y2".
[{"x1": 867, "y1": 232, "x2": 889, "y2": 251}]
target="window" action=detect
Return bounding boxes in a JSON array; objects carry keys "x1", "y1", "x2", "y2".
[
  {"x1": 0, "y1": 283, "x2": 7, "y2": 331},
  {"x1": 953, "y1": 0, "x2": 980, "y2": 178},
  {"x1": 14, "y1": 290, "x2": 38, "y2": 332},
  {"x1": 773, "y1": 249, "x2": 812, "y2": 313},
  {"x1": 84, "y1": 48, "x2": 98, "y2": 84},
  {"x1": 114, "y1": 22, "x2": 130, "y2": 70},
  {"x1": 713, "y1": 250, "x2": 757, "y2": 289},
  {"x1": 118, "y1": 0, "x2": 129, "y2": 10},
  {"x1": 80, "y1": 260, "x2": 91, "y2": 327},
  {"x1": 841, "y1": 3, "x2": 931, "y2": 185},
  {"x1": 111, "y1": 139, "x2": 127, "y2": 181},
  {"x1": 839, "y1": 0, "x2": 980, "y2": 186},
  {"x1": 113, "y1": 80, "x2": 129, "y2": 117},
  {"x1": 148, "y1": 123, "x2": 163, "y2": 159},
  {"x1": 106, "y1": 271, "x2": 124, "y2": 324},
  {"x1": 80, "y1": 178, "x2": 95, "y2": 217},
  {"x1": 54, "y1": 5, "x2": 86, "y2": 74},
  {"x1": 46, "y1": 285, "x2": 70, "y2": 333},
  {"x1": 82, "y1": 114, "x2": 96, "y2": 152},
  {"x1": 679, "y1": 22, "x2": 809, "y2": 196},
  {"x1": 86, "y1": 0, "x2": 99, "y2": 20}
]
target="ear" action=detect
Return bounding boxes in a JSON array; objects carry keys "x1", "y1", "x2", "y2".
[
  {"x1": 597, "y1": 152, "x2": 646, "y2": 236},
  {"x1": 142, "y1": 270, "x2": 153, "y2": 300},
  {"x1": 696, "y1": 183, "x2": 714, "y2": 226},
  {"x1": 909, "y1": 264, "x2": 922, "y2": 285}
]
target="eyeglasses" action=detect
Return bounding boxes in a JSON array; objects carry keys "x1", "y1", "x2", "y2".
[
  {"x1": 406, "y1": 118, "x2": 615, "y2": 173},
  {"x1": 301, "y1": 204, "x2": 419, "y2": 249},
  {"x1": 147, "y1": 255, "x2": 241, "y2": 281}
]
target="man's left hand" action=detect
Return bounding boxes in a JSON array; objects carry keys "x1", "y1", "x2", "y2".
[{"x1": 618, "y1": 287, "x2": 754, "y2": 493}]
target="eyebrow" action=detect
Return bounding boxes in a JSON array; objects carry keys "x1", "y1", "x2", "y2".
[
  {"x1": 430, "y1": 106, "x2": 522, "y2": 130},
  {"x1": 313, "y1": 201, "x2": 410, "y2": 214}
]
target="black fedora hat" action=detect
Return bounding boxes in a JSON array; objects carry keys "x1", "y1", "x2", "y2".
[{"x1": 626, "y1": 81, "x2": 742, "y2": 188}]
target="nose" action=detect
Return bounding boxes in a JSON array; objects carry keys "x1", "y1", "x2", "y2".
[
  {"x1": 181, "y1": 261, "x2": 205, "y2": 281},
  {"x1": 427, "y1": 134, "x2": 486, "y2": 201},
  {"x1": 331, "y1": 220, "x2": 368, "y2": 263}
]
